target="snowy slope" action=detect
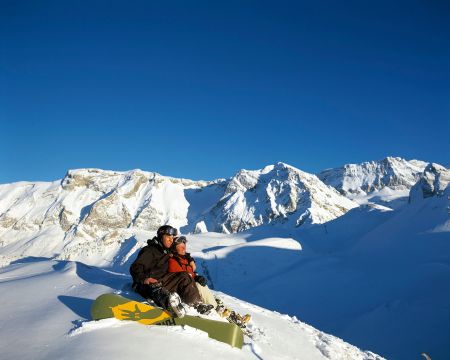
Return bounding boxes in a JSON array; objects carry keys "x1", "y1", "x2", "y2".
[
  {"x1": 0, "y1": 258, "x2": 384, "y2": 360},
  {"x1": 318, "y1": 157, "x2": 428, "y2": 208},
  {"x1": 197, "y1": 165, "x2": 450, "y2": 360}
]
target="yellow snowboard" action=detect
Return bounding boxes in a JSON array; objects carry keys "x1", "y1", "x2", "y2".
[{"x1": 91, "y1": 293, "x2": 244, "y2": 348}]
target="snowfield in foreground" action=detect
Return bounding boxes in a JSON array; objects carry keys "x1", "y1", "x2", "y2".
[{"x1": 0, "y1": 259, "x2": 384, "y2": 360}]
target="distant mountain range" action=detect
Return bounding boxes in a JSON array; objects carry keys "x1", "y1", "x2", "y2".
[
  {"x1": 0, "y1": 156, "x2": 447, "y2": 266},
  {"x1": 318, "y1": 156, "x2": 429, "y2": 208}
]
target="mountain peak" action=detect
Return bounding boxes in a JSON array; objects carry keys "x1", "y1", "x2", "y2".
[
  {"x1": 318, "y1": 157, "x2": 428, "y2": 197},
  {"x1": 198, "y1": 162, "x2": 358, "y2": 233},
  {"x1": 409, "y1": 163, "x2": 450, "y2": 202}
]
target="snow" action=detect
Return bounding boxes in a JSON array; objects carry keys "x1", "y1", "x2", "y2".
[
  {"x1": 0, "y1": 259, "x2": 383, "y2": 360},
  {"x1": 318, "y1": 157, "x2": 429, "y2": 209},
  {"x1": 0, "y1": 163, "x2": 358, "y2": 266},
  {"x1": 196, "y1": 187, "x2": 449, "y2": 360},
  {"x1": 1, "y1": 158, "x2": 448, "y2": 359}
]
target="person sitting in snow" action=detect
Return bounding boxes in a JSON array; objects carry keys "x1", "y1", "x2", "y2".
[
  {"x1": 129, "y1": 225, "x2": 210, "y2": 317},
  {"x1": 168, "y1": 235, "x2": 251, "y2": 326},
  {"x1": 168, "y1": 236, "x2": 216, "y2": 311}
]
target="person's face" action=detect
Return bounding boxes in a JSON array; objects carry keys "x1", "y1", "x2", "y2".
[
  {"x1": 175, "y1": 242, "x2": 186, "y2": 255},
  {"x1": 161, "y1": 234, "x2": 174, "y2": 249}
]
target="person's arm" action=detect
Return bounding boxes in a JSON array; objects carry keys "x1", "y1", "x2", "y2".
[
  {"x1": 130, "y1": 250, "x2": 157, "y2": 284},
  {"x1": 186, "y1": 253, "x2": 197, "y2": 272},
  {"x1": 190, "y1": 261, "x2": 196, "y2": 272}
]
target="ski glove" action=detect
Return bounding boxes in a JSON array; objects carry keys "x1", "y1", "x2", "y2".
[{"x1": 195, "y1": 275, "x2": 207, "y2": 286}]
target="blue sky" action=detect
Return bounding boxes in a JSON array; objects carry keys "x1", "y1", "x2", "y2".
[{"x1": 1, "y1": 1, "x2": 449, "y2": 183}]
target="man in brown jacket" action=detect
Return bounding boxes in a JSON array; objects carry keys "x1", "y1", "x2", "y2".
[{"x1": 130, "y1": 225, "x2": 203, "y2": 317}]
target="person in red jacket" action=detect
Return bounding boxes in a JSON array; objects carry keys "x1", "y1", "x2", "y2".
[
  {"x1": 168, "y1": 236, "x2": 216, "y2": 311},
  {"x1": 167, "y1": 237, "x2": 196, "y2": 278},
  {"x1": 169, "y1": 235, "x2": 252, "y2": 326}
]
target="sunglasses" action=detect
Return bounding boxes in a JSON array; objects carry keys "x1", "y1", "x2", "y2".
[{"x1": 174, "y1": 236, "x2": 187, "y2": 244}]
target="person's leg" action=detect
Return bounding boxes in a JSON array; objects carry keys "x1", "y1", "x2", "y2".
[
  {"x1": 195, "y1": 283, "x2": 218, "y2": 307},
  {"x1": 160, "y1": 272, "x2": 201, "y2": 305},
  {"x1": 134, "y1": 282, "x2": 170, "y2": 308},
  {"x1": 134, "y1": 281, "x2": 186, "y2": 317}
]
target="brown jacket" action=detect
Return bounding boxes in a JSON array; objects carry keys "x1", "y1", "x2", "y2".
[{"x1": 130, "y1": 238, "x2": 170, "y2": 284}]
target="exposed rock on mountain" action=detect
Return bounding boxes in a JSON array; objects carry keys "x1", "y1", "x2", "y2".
[
  {"x1": 409, "y1": 163, "x2": 450, "y2": 203},
  {"x1": 317, "y1": 157, "x2": 431, "y2": 208},
  {"x1": 191, "y1": 162, "x2": 358, "y2": 233}
]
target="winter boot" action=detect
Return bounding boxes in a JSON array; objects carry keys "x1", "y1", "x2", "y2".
[
  {"x1": 148, "y1": 283, "x2": 170, "y2": 308},
  {"x1": 241, "y1": 314, "x2": 251, "y2": 324},
  {"x1": 167, "y1": 292, "x2": 187, "y2": 318},
  {"x1": 214, "y1": 297, "x2": 249, "y2": 322},
  {"x1": 227, "y1": 311, "x2": 251, "y2": 327},
  {"x1": 214, "y1": 297, "x2": 224, "y2": 306},
  {"x1": 194, "y1": 303, "x2": 215, "y2": 315},
  {"x1": 216, "y1": 304, "x2": 232, "y2": 318}
]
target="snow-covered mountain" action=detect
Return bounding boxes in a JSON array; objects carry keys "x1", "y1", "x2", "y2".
[
  {"x1": 0, "y1": 163, "x2": 358, "y2": 266},
  {"x1": 409, "y1": 162, "x2": 450, "y2": 202},
  {"x1": 318, "y1": 157, "x2": 428, "y2": 208},
  {"x1": 1, "y1": 157, "x2": 449, "y2": 359},
  {"x1": 187, "y1": 162, "x2": 358, "y2": 233},
  {"x1": 0, "y1": 168, "x2": 209, "y2": 265}
]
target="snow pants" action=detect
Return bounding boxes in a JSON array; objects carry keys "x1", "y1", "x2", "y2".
[
  {"x1": 135, "y1": 271, "x2": 201, "y2": 306},
  {"x1": 196, "y1": 283, "x2": 218, "y2": 307}
]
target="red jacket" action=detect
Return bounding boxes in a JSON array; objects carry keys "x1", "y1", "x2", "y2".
[{"x1": 168, "y1": 254, "x2": 195, "y2": 278}]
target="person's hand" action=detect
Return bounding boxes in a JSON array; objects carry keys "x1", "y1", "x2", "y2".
[
  {"x1": 143, "y1": 277, "x2": 158, "y2": 285},
  {"x1": 195, "y1": 275, "x2": 207, "y2": 286}
]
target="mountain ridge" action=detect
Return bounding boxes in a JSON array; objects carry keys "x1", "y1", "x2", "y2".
[{"x1": 0, "y1": 156, "x2": 447, "y2": 267}]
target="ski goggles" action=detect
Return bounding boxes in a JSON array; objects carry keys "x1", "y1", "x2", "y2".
[
  {"x1": 173, "y1": 236, "x2": 187, "y2": 245},
  {"x1": 161, "y1": 227, "x2": 178, "y2": 236}
]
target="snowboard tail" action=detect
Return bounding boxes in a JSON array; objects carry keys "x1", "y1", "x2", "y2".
[{"x1": 91, "y1": 293, "x2": 244, "y2": 348}]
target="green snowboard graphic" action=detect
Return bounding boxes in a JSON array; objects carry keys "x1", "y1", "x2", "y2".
[{"x1": 91, "y1": 293, "x2": 244, "y2": 348}]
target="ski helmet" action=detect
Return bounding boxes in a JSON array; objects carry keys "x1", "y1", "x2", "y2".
[
  {"x1": 173, "y1": 236, "x2": 187, "y2": 245},
  {"x1": 157, "y1": 225, "x2": 178, "y2": 239}
]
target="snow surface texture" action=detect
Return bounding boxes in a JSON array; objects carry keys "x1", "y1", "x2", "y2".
[
  {"x1": 0, "y1": 157, "x2": 449, "y2": 359},
  {"x1": 0, "y1": 258, "x2": 384, "y2": 360}
]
